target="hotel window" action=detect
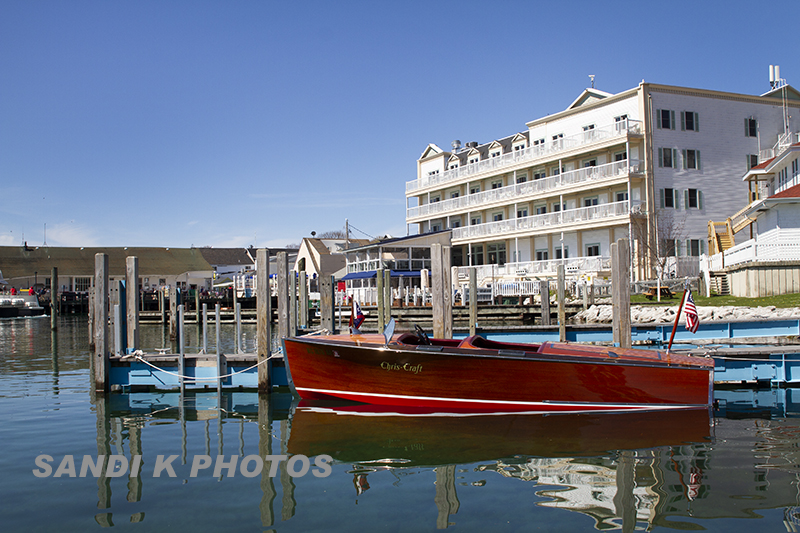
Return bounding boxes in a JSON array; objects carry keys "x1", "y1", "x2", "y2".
[
  {"x1": 583, "y1": 158, "x2": 597, "y2": 168},
  {"x1": 516, "y1": 173, "x2": 528, "y2": 184},
  {"x1": 551, "y1": 133, "x2": 564, "y2": 148},
  {"x1": 533, "y1": 171, "x2": 546, "y2": 180},
  {"x1": 656, "y1": 109, "x2": 675, "y2": 129},
  {"x1": 430, "y1": 195, "x2": 440, "y2": 203},
  {"x1": 450, "y1": 219, "x2": 461, "y2": 228},
  {"x1": 491, "y1": 180, "x2": 503, "y2": 189},
  {"x1": 535, "y1": 205, "x2": 547, "y2": 215},
  {"x1": 536, "y1": 249, "x2": 548, "y2": 261},
  {"x1": 74, "y1": 277, "x2": 91, "y2": 292},
  {"x1": 492, "y1": 212, "x2": 503, "y2": 222},
  {"x1": 586, "y1": 244, "x2": 600, "y2": 256},
  {"x1": 659, "y1": 148, "x2": 677, "y2": 168},
  {"x1": 517, "y1": 207, "x2": 528, "y2": 218},
  {"x1": 584, "y1": 197, "x2": 599, "y2": 207},
  {"x1": 793, "y1": 158, "x2": 799, "y2": 178},
  {"x1": 616, "y1": 191, "x2": 628, "y2": 202},
  {"x1": 583, "y1": 124, "x2": 596, "y2": 141},
  {"x1": 685, "y1": 188, "x2": 703, "y2": 209},
  {"x1": 681, "y1": 111, "x2": 699, "y2": 131},
  {"x1": 470, "y1": 215, "x2": 482, "y2": 225},
  {"x1": 469, "y1": 156, "x2": 479, "y2": 164},
  {"x1": 550, "y1": 166, "x2": 564, "y2": 176},
  {"x1": 683, "y1": 149, "x2": 700, "y2": 170},
  {"x1": 688, "y1": 239, "x2": 704, "y2": 256},
  {"x1": 555, "y1": 247, "x2": 569, "y2": 259},
  {"x1": 513, "y1": 143, "x2": 526, "y2": 151},
  {"x1": 745, "y1": 117, "x2": 758, "y2": 137},
  {"x1": 533, "y1": 138, "x2": 545, "y2": 146},
  {"x1": 660, "y1": 239, "x2": 677, "y2": 257},
  {"x1": 614, "y1": 151, "x2": 627, "y2": 162},
  {"x1": 552, "y1": 202, "x2": 566, "y2": 212},
  {"x1": 471, "y1": 245, "x2": 484, "y2": 266},
  {"x1": 431, "y1": 223, "x2": 442, "y2": 232},
  {"x1": 487, "y1": 243, "x2": 506, "y2": 265},
  {"x1": 490, "y1": 150, "x2": 501, "y2": 158},
  {"x1": 660, "y1": 188, "x2": 678, "y2": 209},
  {"x1": 449, "y1": 163, "x2": 458, "y2": 170},
  {"x1": 614, "y1": 114, "x2": 628, "y2": 132},
  {"x1": 747, "y1": 154, "x2": 759, "y2": 170},
  {"x1": 470, "y1": 184, "x2": 481, "y2": 194},
  {"x1": 450, "y1": 191, "x2": 460, "y2": 199},
  {"x1": 427, "y1": 169, "x2": 439, "y2": 176}
]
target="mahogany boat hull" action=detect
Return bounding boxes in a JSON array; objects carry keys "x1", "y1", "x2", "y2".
[{"x1": 282, "y1": 334, "x2": 714, "y2": 412}]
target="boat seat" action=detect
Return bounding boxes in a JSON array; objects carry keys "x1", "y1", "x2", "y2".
[{"x1": 457, "y1": 335, "x2": 544, "y2": 353}]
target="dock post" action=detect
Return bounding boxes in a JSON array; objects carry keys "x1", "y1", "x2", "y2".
[
  {"x1": 158, "y1": 288, "x2": 165, "y2": 325},
  {"x1": 236, "y1": 302, "x2": 242, "y2": 354},
  {"x1": 430, "y1": 244, "x2": 452, "y2": 339},
  {"x1": 611, "y1": 238, "x2": 632, "y2": 349},
  {"x1": 256, "y1": 249, "x2": 271, "y2": 392},
  {"x1": 50, "y1": 266, "x2": 58, "y2": 330},
  {"x1": 469, "y1": 267, "x2": 477, "y2": 335},
  {"x1": 202, "y1": 303, "x2": 208, "y2": 353},
  {"x1": 290, "y1": 269, "x2": 298, "y2": 337},
  {"x1": 215, "y1": 303, "x2": 221, "y2": 356},
  {"x1": 277, "y1": 252, "x2": 290, "y2": 340},
  {"x1": 320, "y1": 275, "x2": 335, "y2": 333},
  {"x1": 94, "y1": 253, "x2": 109, "y2": 393},
  {"x1": 114, "y1": 303, "x2": 123, "y2": 356},
  {"x1": 194, "y1": 289, "x2": 200, "y2": 324},
  {"x1": 376, "y1": 267, "x2": 385, "y2": 332},
  {"x1": 88, "y1": 286, "x2": 95, "y2": 350},
  {"x1": 299, "y1": 270, "x2": 308, "y2": 329},
  {"x1": 540, "y1": 279, "x2": 551, "y2": 326},
  {"x1": 126, "y1": 257, "x2": 139, "y2": 353},
  {"x1": 169, "y1": 286, "x2": 178, "y2": 340},
  {"x1": 384, "y1": 268, "x2": 392, "y2": 326},
  {"x1": 557, "y1": 264, "x2": 566, "y2": 342},
  {"x1": 179, "y1": 304, "x2": 185, "y2": 389}
]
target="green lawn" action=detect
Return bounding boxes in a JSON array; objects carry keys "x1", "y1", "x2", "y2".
[{"x1": 630, "y1": 292, "x2": 800, "y2": 308}]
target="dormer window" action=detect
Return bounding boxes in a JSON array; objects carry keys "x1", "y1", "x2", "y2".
[
  {"x1": 469, "y1": 156, "x2": 479, "y2": 164},
  {"x1": 490, "y1": 150, "x2": 501, "y2": 158}
]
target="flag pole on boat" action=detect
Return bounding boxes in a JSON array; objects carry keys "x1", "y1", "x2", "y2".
[{"x1": 666, "y1": 279, "x2": 690, "y2": 353}]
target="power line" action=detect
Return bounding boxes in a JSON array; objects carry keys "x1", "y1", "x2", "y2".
[{"x1": 347, "y1": 223, "x2": 374, "y2": 240}]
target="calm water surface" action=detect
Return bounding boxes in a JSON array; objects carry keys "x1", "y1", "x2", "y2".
[{"x1": 2, "y1": 315, "x2": 800, "y2": 532}]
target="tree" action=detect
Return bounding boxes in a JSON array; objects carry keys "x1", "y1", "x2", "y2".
[{"x1": 632, "y1": 209, "x2": 687, "y2": 280}]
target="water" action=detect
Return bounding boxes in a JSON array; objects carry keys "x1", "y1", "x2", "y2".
[{"x1": 3, "y1": 316, "x2": 800, "y2": 532}]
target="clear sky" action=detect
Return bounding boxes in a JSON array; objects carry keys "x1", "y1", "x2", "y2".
[{"x1": 2, "y1": 0, "x2": 798, "y2": 249}]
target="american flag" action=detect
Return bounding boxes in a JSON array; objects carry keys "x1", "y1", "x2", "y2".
[
  {"x1": 684, "y1": 290, "x2": 699, "y2": 333},
  {"x1": 349, "y1": 300, "x2": 365, "y2": 331}
]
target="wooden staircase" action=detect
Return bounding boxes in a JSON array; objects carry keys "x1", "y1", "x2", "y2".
[{"x1": 707, "y1": 203, "x2": 756, "y2": 255}]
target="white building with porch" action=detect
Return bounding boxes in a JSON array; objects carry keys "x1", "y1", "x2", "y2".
[{"x1": 407, "y1": 76, "x2": 800, "y2": 283}]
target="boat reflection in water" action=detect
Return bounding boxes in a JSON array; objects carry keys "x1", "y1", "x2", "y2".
[{"x1": 289, "y1": 403, "x2": 714, "y2": 530}]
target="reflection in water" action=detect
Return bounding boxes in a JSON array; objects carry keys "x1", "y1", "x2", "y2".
[{"x1": 9, "y1": 316, "x2": 800, "y2": 531}]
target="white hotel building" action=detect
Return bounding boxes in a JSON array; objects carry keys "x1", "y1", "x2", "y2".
[{"x1": 406, "y1": 80, "x2": 800, "y2": 281}]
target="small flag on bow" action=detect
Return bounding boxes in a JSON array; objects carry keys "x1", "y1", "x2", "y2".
[
  {"x1": 349, "y1": 300, "x2": 366, "y2": 333},
  {"x1": 684, "y1": 290, "x2": 699, "y2": 333}
]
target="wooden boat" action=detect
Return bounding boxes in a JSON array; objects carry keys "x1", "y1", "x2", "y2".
[{"x1": 282, "y1": 329, "x2": 714, "y2": 412}]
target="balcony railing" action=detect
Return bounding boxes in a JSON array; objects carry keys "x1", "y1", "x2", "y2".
[
  {"x1": 451, "y1": 200, "x2": 636, "y2": 241},
  {"x1": 759, "y1": 131, "x2": 800, "y2": 163},
  {"x1": 455, "y1": 255, "x2": 612, "y2": 282},
  {"x1": 407, "y1": 119, "x2": 642, "y2": 194},
  {"x1": 407, "y1": 159, "x2": 642, "y2": 221}
]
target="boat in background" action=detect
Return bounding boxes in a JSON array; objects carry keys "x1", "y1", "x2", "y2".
[
  {"x1": 282, "y1": 329, "x2": 715, "y2": 413},
  {"x1": 288, "y1": 402, "x2": 713, "y2": 467},
  {"x1": 0, "y1": 291, "x2": 46, "y2": 318}
]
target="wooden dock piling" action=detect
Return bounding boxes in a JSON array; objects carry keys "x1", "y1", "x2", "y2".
[
  {"x1": 540, "y1": 279, "x2": 551, "y2": 326},
  {"x1": 50, "y1": 266, "x2": 58, "y2": 330},
  {"x1": 94, "y1": 253, "x2": 109, "y2": 393},
  {"x1": 126, "y1": 257, "x2": 139, "y2": 353},
  {"x1": 557, "y1": 264, "x2": 566, "y2": 342},
  {"x1": 469, "y1": 267, "x2": 477, "y2": 336},
  {"x1": 611, "y1": 238, "x2": 632, "y2": 348},
  {"x1": 256, "y1": 249, "x2": 271, "y2": 392},
  {"x1": 299, "y1": 270, "x2": 308, "y2": 329},
  {"x1": 277, "y1": 251, "x2": 290, "y2": 340},
  {"x1": 319, "y1": 275, "x2": 334, "y2": 332}
]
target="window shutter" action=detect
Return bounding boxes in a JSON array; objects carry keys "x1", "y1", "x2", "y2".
[
  {"x1": 659, "y1": 188, "x2": 665, "y2": 208},
  {"x1": 685, "y1": 189, "x2": 689, "y2": 209},
  {"x1": 670, "y1": 110, "x2": 675, "y2": 130},
  {"x1": 656, "y1": 109, "x2": 662, "y2": 129},
  {"x1": 698, "y1": 190, "x2": 704, "y2": 209},
  {"x1": 674, "y1": 189, "x2": 681, "y2": 210},
  {"x1": 681, "y1": 111, "x2": 686, "y2": 131},
  {"x1": 658, "y1": 148, "x2": 663, "y2": 167},
  {"x1": 701, "y1": 240, "x2": 706, "y2": 255},
  {"x1": 745, "y1": 118, "x2": 748, "y2": 136},
  {"x1": 672, "y1": 149, "x2": 677, "y2": 168},
  {"x1": 675, "y1": 239, "x2": 681, "y2": 256},
  {"x1": 694, "y1": 113, "x2": 699, "y2": 132},
  {"x1": 682, "y1": 150, "x2": 687, "y2": 169},
  {"x1": 696, "y1": 151, "x2": 701, "y2": 170}
]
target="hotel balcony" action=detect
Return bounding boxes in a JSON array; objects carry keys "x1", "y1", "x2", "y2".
[
  {"x1": 455, "y1": 256, "x2": 612, "y2": 283},
  {"x1": 407, "y1": 159, "x2": 643, "y2": 223},
  {"x1": 451, "y1": 200, "x2": 639, "y2": 244},
  {"x1": 758, "y1": 131, "x2": 800, "y2": 163},
  {"x1": 406, "y1": 119, "x2": 642, "y2": 195}
]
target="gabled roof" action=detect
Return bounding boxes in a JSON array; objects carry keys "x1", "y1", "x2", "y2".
[
  {"x1": 769, "y1": 182, "x2": 800, "y2": 199},
  {"x1": 760, "y1": 84, "x2": 800, "y2": 100},
  {"x1": 567, "y1": 88, "x2": 615, "y2": 110},
  {"x1": 198, "y1": 247, "x2": 255, "y2": 266},
  {"x1": 418, "y1": 143, "x2": 444, "y2": 161}
]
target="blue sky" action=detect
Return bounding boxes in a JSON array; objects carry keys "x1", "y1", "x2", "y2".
[{"x1": 1, "y1": 0, "x2": 798, "y2": 248}]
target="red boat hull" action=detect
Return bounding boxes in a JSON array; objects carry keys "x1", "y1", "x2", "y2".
[{"x1": 282, "y1": 334, "x2": 714, "y2": 412}]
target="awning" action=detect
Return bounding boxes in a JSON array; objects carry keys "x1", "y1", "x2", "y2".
[{"x1": 340, "y1": 270, "x2": 422, "y2": 281}]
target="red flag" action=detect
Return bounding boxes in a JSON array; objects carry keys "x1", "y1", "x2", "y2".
[{"x1": 684, "y1": 290, "x2": 699, "y2": 333}]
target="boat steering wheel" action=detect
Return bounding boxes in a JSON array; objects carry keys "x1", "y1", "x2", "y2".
[{"x1": 414, "y1": 324, "x2": 431, "y2": 345}]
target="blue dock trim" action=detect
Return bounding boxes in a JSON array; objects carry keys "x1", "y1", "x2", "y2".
[
  {"x1": 110, "y1": 357, "x2": 288, "y2": 391},
  {"x1": 485, "y1": 318, "x2": 800, "y2": 346},
  {"x1": 713, "y1": 353, "x2": 800, "y2": 385}
]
